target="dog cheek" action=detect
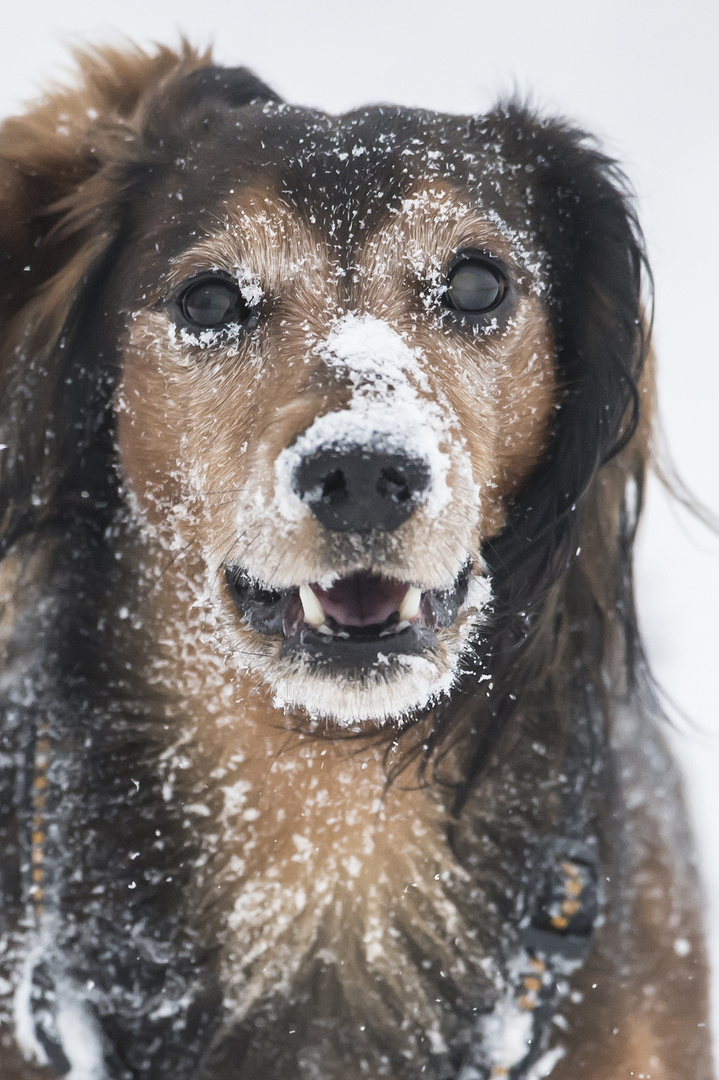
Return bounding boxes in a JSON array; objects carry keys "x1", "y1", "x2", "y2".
[
  {"x1": 438, "y1": 375, "x2": 504, "y2": 540},
  {"x1": 497, "y1": 353, "x2": 556, "y2": 495},
  {"x1": 114, "y1": 348, "x2": 204, "y2": 531},
  {"x1": 480, "y1": 315, "x2": 557, "y2": 512}
]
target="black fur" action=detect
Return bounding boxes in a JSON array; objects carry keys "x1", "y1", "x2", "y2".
[{"x1": 0, "y1": 48, "x2": 709, "y2": 1080}]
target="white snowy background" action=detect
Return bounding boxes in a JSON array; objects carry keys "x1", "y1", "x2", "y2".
[{"x1": 1, "y1": 0, "x2": 717, "y2": 1056}]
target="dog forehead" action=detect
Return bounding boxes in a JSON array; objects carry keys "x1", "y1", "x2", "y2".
[
  {"x1": 113, "y1": 102, "x2": 553, "y2": 310},
  {"x1": 137, "y1": 104, "x2": 537, "y2": 246}
]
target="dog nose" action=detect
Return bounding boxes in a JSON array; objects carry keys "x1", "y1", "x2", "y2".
[{"x1": 292, "y1": 445, "x2": 431, "y2": 533}]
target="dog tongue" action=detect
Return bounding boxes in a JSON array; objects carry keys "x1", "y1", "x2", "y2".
[{"x1": 312, "y1": 573, "x2": 407, "y2": 627}]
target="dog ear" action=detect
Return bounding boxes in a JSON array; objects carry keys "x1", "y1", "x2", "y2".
[
  {"x1": 481, "y1": 104, "x2": 649, "y2": 615},
  {"x1": 0, "y1": 44, "x2": 220, "y2": 554}
]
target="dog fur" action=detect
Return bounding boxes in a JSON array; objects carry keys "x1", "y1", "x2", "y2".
[{"x1": 0, "y1": 43, "x2": 712, "y2": 1080}]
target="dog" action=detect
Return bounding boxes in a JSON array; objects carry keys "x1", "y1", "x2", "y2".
[{"x1": 0, "y1": 43, "x2": 712, "y2": 1080}]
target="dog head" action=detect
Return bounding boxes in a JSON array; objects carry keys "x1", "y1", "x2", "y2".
[{"x1": 0, "y1": 46, "x2": 647, "y2": 728}]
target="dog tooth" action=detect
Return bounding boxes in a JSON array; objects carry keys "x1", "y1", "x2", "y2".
[
  {"x1": 299, "y1": 584, "x2": 326, "y2": 627},
  {"x1": 317, "y1": 623, "x2": 334, "y2": 637},
  {"x1": 396, "y1": 620, "x2": 411, "y2": 632},
  {"x1": 398, "y1": 585, "x2": 422, "y2": 622},
  {"x1": 336, "y1": 631, "x2": 350, "y2": 639}
]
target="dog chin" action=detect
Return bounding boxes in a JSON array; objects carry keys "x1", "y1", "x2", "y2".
[{"x1": 269, "y1": 646, "x2": 461, "y2": 727}]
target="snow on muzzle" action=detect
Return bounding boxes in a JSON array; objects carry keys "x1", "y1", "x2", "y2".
[
  {"x1": 225, "y1": 429, "x2": 465, "y2": 668},
  {"x1": 224, "y1": 313, "x2": 471, "y2": 668},
  {"x1": 225, "y1": 564, "x2": 471, "y2": 669}
]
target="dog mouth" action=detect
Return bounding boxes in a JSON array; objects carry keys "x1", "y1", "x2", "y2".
[{"x1": 225, "y1": 564, "x2": 472, "y2": 668}]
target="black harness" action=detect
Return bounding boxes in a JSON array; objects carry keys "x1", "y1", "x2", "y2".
[{"x1": 457, "y1": 683, "x2": 608, "y2": 1079}]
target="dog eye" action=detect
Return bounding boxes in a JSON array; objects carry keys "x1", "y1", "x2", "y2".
[
  {"x1": 444, "y1": 254, "x2": 507, "y2": 315},
  {"x1": 174, "y1": 274, "x2": 257, "y2": 331}
]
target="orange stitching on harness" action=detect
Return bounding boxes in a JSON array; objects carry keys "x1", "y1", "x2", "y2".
[{"x1": 30, "y1": 724, "x2": 50, "y2": 923}]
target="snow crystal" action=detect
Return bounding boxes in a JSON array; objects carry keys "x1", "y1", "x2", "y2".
[
  {"x1": 464, "y1": 572, "x2": 492, "y2": 614},
  {"x1": 425, "y1": 1025, "x2": 449, "y2": 1055},
  {"x1": 54, "y1": 990, "x2": 107, "y2": 1080},
  {"x1": 525, "y1": 1045, "x2": 567, "y2": 1079},
  {"x1": 343, "y1": 854, "x2": 362, "y2": 879},
  {"x1": 220, "y1": 778, "x2": 252, "y2": 824},
  {"x1": 14, "y1": 939, "x2": 106, "y2": 1078},
  {"x1": 14, "y1": 947, "x2": 50, "y2": 1068},
  {"x1": 674, "y1": 937, "x2": 691, "y2": 957},
  {"x1": 480, "y1": 993, "x2": 533, "y2": 1069},
  {"x1": 178, "y1": 322, "x2": 244, "y2": 355}
]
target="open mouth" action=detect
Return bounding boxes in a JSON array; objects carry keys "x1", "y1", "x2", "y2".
[{"x1": 225, "y1": 564, "x2": 471, "y2": 669}]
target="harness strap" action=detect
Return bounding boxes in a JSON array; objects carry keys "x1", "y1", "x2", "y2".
[
  {"x1": 511, "y1": 837, "x2": 602, "y2": 1078},
  {"x1": 30, "y1": 722, "x2": 50, "y2": 924},
  {"x1": 457, "y1": 837, "x2": 602, "y2": 1080},
  {"x1": 458, "y1": 682, "x2": 608, "y2": 1080}
]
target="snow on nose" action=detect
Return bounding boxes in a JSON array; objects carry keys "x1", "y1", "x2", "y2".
[{"x1": 274, "y1": 314, "x2": 452, "y2": 525}]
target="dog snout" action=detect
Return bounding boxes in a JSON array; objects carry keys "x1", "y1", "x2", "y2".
[{"x1": 292, "y1": 444, "x2": 431, "y2": 533}]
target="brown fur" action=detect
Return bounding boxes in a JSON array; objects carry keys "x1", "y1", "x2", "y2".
[{"x1": 0, "y1": 44, "x2": 712, "y2": 1080}]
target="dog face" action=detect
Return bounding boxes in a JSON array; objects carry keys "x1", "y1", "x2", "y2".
[
  {"x1": 0, "y1": 57, "x2": 645, "y2": 738},
  {"x1": 110, "y1": 104, "x2": 557, "y2": 725}
]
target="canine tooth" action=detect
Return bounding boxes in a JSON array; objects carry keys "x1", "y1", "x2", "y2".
[
  {"x1": 299, "y1": 585, "x2": 326, "y2": 627},
  {"x1": 317, "y1": 623, "x2": 335, "y2": 637},
  {"x1": 398, "y1": 585, "x2": 422, "y2": 622}
]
